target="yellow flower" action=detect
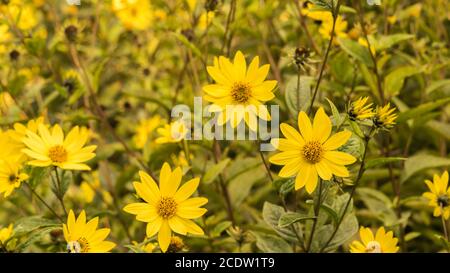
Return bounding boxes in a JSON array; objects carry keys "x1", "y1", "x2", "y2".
[
  {"x1": 374, "y1": 103, "x2": 397, "y2": 129},
  {"x1": 350, "y1": 227, "x2": 399, "y2": 253},
  {"x1": 2, "y1": 1, "x2": 38, "y2": 30},
  {"x1": 301, "y1": 3, "x2": 332, "y2": 21},
  {"x1": 203, "y1": 51, "x2": 277, "y2": 131},
  {"x1": 358, "y1": 37, "x2": 376, "y2": 56},
  {"x1": 269, "y1": 108, "x2": 356, "y2": 194},
  {"x1": 124, "y1": 163, "x2": 207, "y2": 252},
  {"x1": 167, "y1": 236, "x2": 186, "y2": 253},
  {"x1": 348, "y1": 97, "x2": 375, "y2": 121},
  {"x1": 80, "y1": 172, "x2": 113, "y2": 205},
  {"x1": 132, "y1": 240, "x2": 156, "y2": 253},
  {"x1": 197, "y1": 11, "x2": 214, "y2": 30},
  {"x1": 0, "y1": 159, "x2": 28, "y2": 198},
  {"x1": 112, "y1": 0, "x2": 152, "y2": 30},
  {"x1": 171, "y1": 151, "x2": 192, "y2": 168},
  {"x1": 423, "y1": 171, "x2": 450, "y2": 220},
  {"x1": 22, "y1": 124, "x2": 96, "y2": 170},
  {"x1": 0, "y1": 224, "x2": 13, "y2": 245},
  {"x1": 319, "y1": 15, "x2": 348, "y2": 40},
  {"x1": 7, "y1": 117, "x2": 46, "y2": 159},
  {"x1": 155, "y1": 121, "x2": 188, "y2": 144},
  {"x1": 134, "y1": 116, "x2": 162, "y2": 148},
  {"x1": 64, "y1": 210, "x2": 116, "y2": 253}
]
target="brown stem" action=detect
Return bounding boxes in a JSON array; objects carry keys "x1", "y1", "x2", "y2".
[
  {"x1": 25, "y1": 183, "x2": 63, "y2": 223},
  {"x1": 306, "y1": 179, "x2": 323, "y2": 252}
]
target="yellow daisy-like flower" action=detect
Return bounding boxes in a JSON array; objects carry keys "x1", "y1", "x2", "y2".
[
  {"x1": 423, "y1": 171, "x2": 450, "y2": 220},
  {"x1": 0, "y1": 159, "x2": 28, "y2": 198},
  {"x1": 348, "y1": 97, "x2": 375, "y2": 121},
  {"x1": 155, "y1": 121, "x2": 188, "y2": 144},
  {"x1": 22, "y1": 124, "x2": 96, "y2": 171},
  {"x1": 112, "y1": 0, "x2": 153, "y2": 30},
  {"x1": 301, "y1": 3, "x2": 332, "y2": 21},
  {"x1": 350, "y1": 227, "x2": 399, "y2": 253},
  {"x1": 7, "y1": 117, "x2": 46, "y2": 161},
  {"x1": 124, "y1": 163, "x2": 207, "y2": 253},
  {"x1": 134, "y1": 116, "x2": 162, "y2": 148},
  {"x1": 64, "y1": 210, "x2": 116, "y2": 253},
  {"x1": 319, "y1": 15, "x2": 348, "y2": 40},
  {"x1": 269, "y1": 108, "x2": 356, "y2": 194},
  {"x1": 0, "y1": 224, "x2": 13, "y2": 245},
  {"x1": 374, "y1": 103, "x2": 398, "y2": 129},
  {"x1": 80, "y1": 172, "x2": 113, "y2": 205},
  {"x1": 203, "y1": 51, "x2": 277, "y2": 131}
]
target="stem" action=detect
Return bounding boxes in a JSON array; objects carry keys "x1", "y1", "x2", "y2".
[
  {"x1": 221, "y1": 0, "x2": 237, "y2": 55},
  {"x1": 319, "y1": 129, "x2": 372, "y2": 252},
  {"x1": 306, "y1": 179, "x2": 323, "y2": 252},
  {"x1": 308, "y1": 0, "x2": 342, "y2": 115},
  {"x1": 296, "y1": 66, "x2": 302, "y2": 113},
  {"x1": 356, "y1": 0, "x2": 384, "y2": 103},
  {"x1": 53, "y1": 167, "x2": 68, "y2": 217},
  {"x1": 292, "y1": 0, "x2": 321, "y2": 55},
  {"x1": 441, "y1": 208, "x2": 449, "y2": 242},
  {"x1": 25, "y1": 183, "x2": 63, "y2": 222}
]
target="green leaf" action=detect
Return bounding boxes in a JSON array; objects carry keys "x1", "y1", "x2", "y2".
[
  {"x1": 284, "y1": 76, "x2": 314, "y2": 118},
  {"x1": 173, "y1": 32, "x2": 203, "y2": 59},
  {"x1": 397, "y1": 97, "x2": 450, "y2": 123},
  {"x1": 14, "y1": 216, "x2": 60, "y2": 236},
  {"x1": 262, "y1": 202, "x2": 300, "y2": 243},
  {"x1": 326, "y1": 98, "x2": 344, "y2": 128},
  {"x1": 374, "y1": 34, "x2": 414, "y2": 51},
  {"x1": 337, "y1": 37, "x2": 372, "y2": 67},
  {"x1": 320, "y1": 204, "x2": 339, "y2": 224},
  {"x1": 365, "y1": 157, "x2": 407, "y2": 170},
  {"x1": 427, "y1": 120, "x2": 450, "y2": 141},
  {"x1": 210, "y1": 221, "x2": 232, "y2": 238},
  {"x1": 384, "y1": 66, "x2": 422, "y2": 96},
  {"x1": 16, "y1": 226, "x2": 61, "y2": 252},
  {"x1": 253, "y1": 232, "x2": 293, "y2": 253},
  {"x1": 278, "y1": 212, "x2": 316, "y2": 228},
  {"x1": 425, "y1": 79, "x2": 450, "y2": 94},
  {"x1": 202, "y1": 158, "x2": 230, "y2": 184},
  {"x1": 401, "y1": 154, "x2": 450, "y2": 183},
  {"x1": 319, "y1": 213, "x2": 359, "y2": 252}
]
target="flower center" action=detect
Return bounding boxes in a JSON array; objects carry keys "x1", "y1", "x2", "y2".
[
  {"x1": 48, "y1": 145, "x2": 68, "y2": 163},
  {"x1": 302, "y1": 141, "x2": 324, "y2": 164},
  {"x1": 438, "y1": 195, "x2": 449, "y2": 207},
  {"x1": 157, "y1": 197, "x2": 178, "y2": 219},
  {"x1": 230, "y1": 82, "x2": 251, "y2": 104},
  {"x1": 67, "y1": 237, "x2": 90, "y2": 253},
  {"x1": 365, "y1": 241, "x2": 382, "y2": 253},
  {"x1": 8, "y1": 174, "x2": 17, "y2": 184}
]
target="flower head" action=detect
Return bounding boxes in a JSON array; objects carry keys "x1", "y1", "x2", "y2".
[
  {"x1": 374, "y1": 103, "x2": 397, "y2": 129},
  {"x1": 0, "y1": 159, "x2": 28, "y2": 197},
  {"x1": 22, "y1": 124, "x2": 96, "y2": 170},
  {"x1": 124, "y1": 163, "x2": 208, "y2": 252},
  {"x1": 167, "y1": 236, "x2": 186, "y2": 253},
  {"x1": 350, "y1": 227, "x2": 399, "y2": 253},
  {"x1": 63, "y1": 210, "x2": 116, "y2": 253},
  {"x1": 134, "y1": 116, "x2": 162, "y2": 148},
  {"x1": 423, "y1": 171, "x2": 450, "y2": 220},
  {"x1": 155, "y1": 120, "x2": 188, "y2": 144},
  {"x1": 348, "y1": 97, "x2": 375, "y2": 121},
  {"x1": 0, "y1": 224, "x2": 13, "y2": 245},
  {"x1": 112, "y1": 0, "x2": 153, "y2": 30},
  {"x1": 269, "y1": 108, "x2": 356, "y2": 194},
  {"x1": 203, "y1": 51, "x2": 277, "y2": 131}
]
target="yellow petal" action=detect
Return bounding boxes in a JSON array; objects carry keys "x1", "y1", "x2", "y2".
[
  {"x1": 174, "y1": 178, "x2": 200, "y2": 202},
  {"x1": 158, "y1": 220, "x2": 172, "y2": 253},
  {"x1": 233, "y1": 51, "x2": 247, "y2": 81},
  {"x1": 360, "y1": 227, "x2": 374, "y2": 246},
  {"x1": 146, "y1": 217, "x2": 163, "y2": 238},
  {"x1": 323, "y1": 130, "x2": 352, "y2": 150},
  {"x1": 323, "y1": 151, "x2": 356, "y2": 165},
  {"x1": 315, "y1": 160, "x2": 332, "y2": 181},
  {"x1": 280, "y1": 123, "x2": 305, "y2": 146},
  {"x1": 278, "y1": 159, "x2": 302, "y2": 177},
  {"x1": 312, "y1": 107, "x2": 331, "y2": 143},
  {"x1": 168, "y1": 216, "x2": 188, "y2": 235},
  {"x1": 297, "y1": 111, "x2": 313, "y2": 141}
]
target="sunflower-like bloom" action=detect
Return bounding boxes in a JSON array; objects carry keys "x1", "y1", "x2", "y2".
[
  {"x1": 348, "y1": 97, "x2": 375, "y2": 121},
  {"x1": 374, "y1": 103, "x2": 398, "y2": 129},
  {"x1": 319, "y1": 15, "x2": 348, "y2": 40},
  {"x1": 112, "y1": 0, "x2": 153, "y2": 30},
  {"x1": 0, "y1": 224, "x2": 13, "y2": 245},
  {"x1": 22, "y1": 124, "x2": 96, "y2": 171},
  {"x1": 155, "y1": 121, "x2": 188, "y2": 144},
  {"x1": 269, "y1": 108, "x2": 356, "y2": 194},
  {"x1": 134, "y1": 116, "x2": 162, "y2": 148},
  {"x1": 0, "y1": 159, "x2": 28, "y2": 198},
  {"x1": 203, "y1": 51, "x2": 277, "y2": 131},
  {"x1": 64, "y1": 210, "x2": 116, "y2": 253},
  {"x1": 350, "y1": 227, "x2": 399, "y2": 253},
  {"x1": 124, "y1": 163, "x2": 208, "y2": 252},
  {"x1": 423, "y1": 171, "x2": 450, "y2": 220}
]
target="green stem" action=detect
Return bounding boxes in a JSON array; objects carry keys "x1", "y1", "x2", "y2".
[
  {"x1": 25, "y1": 182, "x2": 63, "y2": 222},
  {"x1": 306, "y1": 179, "x2": 323, "y2": 252},
  {"x1": 441, "y1": 207, "x2": 449, "y2": 242},
  {"x1": 53, "y1": 167, "x2": 68, "y2": 217}
]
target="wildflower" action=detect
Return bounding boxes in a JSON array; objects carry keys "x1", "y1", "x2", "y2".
[
  {"x1": 124, "y1": 163, "x2": 207, "y2": 252},
  {"x1": 348, "y1": 97, "x2": 375, "y2": 121},
  {"x1": 22, "y1": 124, "x2": 96, "y2": 170},
  {"x1": 358, "y1": 37, "x2": 376, "y2": 55},
  {"x1": 423, "y1": 171, "x2": 450, "y2": 220},
  {"x1": 155, "y1": 120, "x2": 188, "y2": 144},
  {"x1": 132, "y1": 240, "x2": 156, "y2": 253},
  {"x1": 80, "y1": 172, "x2": 113, "y2": 205},
  {"x1": 319, "y1": 15, "x2": 348, "y2": 40},
  {"x1": 112, "y1": 0, "x2": 152, "y2": 30},
  {"x1": 167, "y1": 236, "x2": 186, "y2": 253},
  {"x1": 0, "y1": 159, "x2": 28, "y2": 197},
  {"x1": 203, "y1": 51, "x2": 277, "y2": 131},
  {"x1": 373, "y1": 103, "x2": 398, "y2": 129},
  {"x1": 134, "y1": 116, "x2": 162, "y2": 148},
  {"x1": 64, "y1": 210, "x2": 116, "y2": 253},
  {"x1": 1, "y1": 1, "x2": 38, "y2": 30},
  {"x1": 0, "y1": 224, "x2": 13, "y2": 245},
  {"x1": 350, "y1": 227, "x2": 399, "y2": 253},
  {"x1": 269, "y1": 108, "x2": 356, "y2": 194}
]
